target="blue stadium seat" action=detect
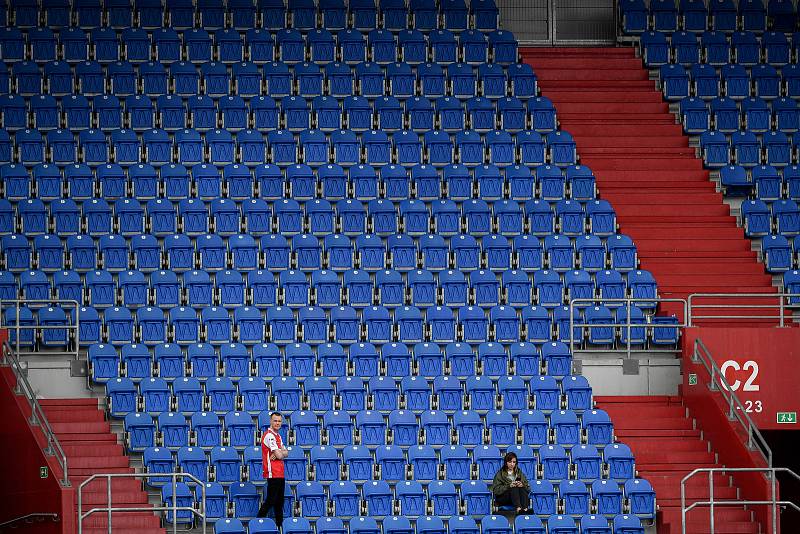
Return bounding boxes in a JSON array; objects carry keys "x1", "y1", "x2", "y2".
[
  {"x1": 125, "y1": 412, "x2": 156, "y2": 452},
  {"x1": 441, "y1": 444, "x2": 470, "y2": 480},
  {"x1": 473, "y1": 444, "x2": 502, "y2": 480},
  {"x1": 624, "y1": 479, "x2": 656, "y2": 519},
  {"x1": 452, "y1": 410, "x2": 483, "y2": 446},
  {"x1": 428, "y1": 480, "x2": 459, "y2": 517},
  {"x1": 402, "y1": 375, "x2": 432, "y2": 411}
]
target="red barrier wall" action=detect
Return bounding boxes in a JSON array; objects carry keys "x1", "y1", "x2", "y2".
[
  {"x1": 0, "y1": 365, "x2": 75, "y2": 533},
  {"x1": 682, "y1": 327, "x2": 795, "y2": 532}
]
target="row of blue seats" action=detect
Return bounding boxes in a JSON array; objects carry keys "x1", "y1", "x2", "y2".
[
  {"x1": 0, "y1": 129, "x2": 578, "y2": 169},
  {"x1": 121, "y1": 408, "x2": 615, "y2": 451},
  {"x1": 2, "y1": 265, "x2": 648, "y2": 308},
  {"x1": 0, "y1": 93, "x2": 547, "y2": 133},
  {"x1": 0, "y1": 167, "x2": 602, "y2": 207},
  {"x1": 156, "y1": 478, "x2": 638, "y2": 521},
  {"x1": 5, "y1": 296, "x2": 669, "y2": 347},
  {"x1": 2, "y1": 0, "x2": 498, "y2": 31},
  {"x1": 759, "y1": 233, "x2": 800, "y2": 270},
  {"x1": 120, "y1": 407, "x2": 618, "y2": 451},
  {"x1": 107, "y1": 376, "x2": 593, "y2": 414},
  {"x1": 0, "y1": 194, "x2": 611, "y2": 233},
  {"x1": 105, "y1": 375, "x2": 595, "y2": 415},
  {"x1": 620, "y1": 0, "x2": 797, "y2": 34},
  {"x1": 144, "y1": 443, "x2": 636, "y2": 487},
  {"x1": 1, "y1": 157, "x2": 590, "y2": 194},
  {"x1": 1, "y1": 262, "x2": 642, "y2": 305},
  {"x1": 0, "y1": 200, "x2": 612, "y2": 242},
  {"x1": 0, "y1": 168, "x2": 600, "y2": 208},
  {"x1": 1, "y1": 61, "x2": 537, "y2": 102},
  {"x1": 741, "y1": 198, "x2": 800, "y2": 235},
  {"x1": 0, "y1": 0, "x2": 503, "y2": 33},
  {"x1": 659, "y1": 62, "x2": 800, "y2": 101},
  {"x1": 697, "y1": 128, "x2": 795, "y2": 167},
  {"x1": 0, "y1": 26, "x2": 515, "y2": 65},
  {"x1": 1, "y1": 232, "x2": 638, "y2": 273},
  {"x1": 641, "y1": 29, "x2": 800, "y2": 67},
  {"x1": 86, "y1": 340, "x2": 578, "y2": 382},
  {"x1": 87, "y1": 340, "x2": 576, "y2": 381},
  {"x1": 146, "y1": 442, "x2": 631, "y2": 483},
  {"x1": 212, "y1": 514, "x2": 649, "y2": 534},
  {"x1": 679, "y1": 96, "x2": 800, "y2": 134},
  {"x1": 0, "y1": 198, "x2": 615, "y2": 238},
  {"x1": 104, "y1": 369, "x2": 591, "y2": 401},
  {"x1": 3, "y1": 269, "x2": 643, "y2": 312},
  {"x1": 719, "y1": 163, "x2": 800, "y2": 199},
  {"x1": 137, "y1": 442, "x2": 639, "y2": 494}
]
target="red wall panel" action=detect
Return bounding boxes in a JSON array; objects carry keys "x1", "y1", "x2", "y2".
[
  {"x1": 0, "y1": 366, "x2": 75, "y2": 533},
  {"x1": 682, "y1": 327, "x2": 797, "y2": 532}
]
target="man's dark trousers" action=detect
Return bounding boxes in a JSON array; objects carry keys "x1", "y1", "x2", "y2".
[{"x1": 257, "y1": 477, "x2": 285, "y2": 527}]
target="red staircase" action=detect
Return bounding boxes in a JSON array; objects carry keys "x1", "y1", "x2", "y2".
[
  {"x1": 40, "y1": 398, "x2": 165, "y2": 534},
  {"x1": 597, "y1": 396, "x2": 759, "y2": 534},
  {"x1": 522, "y1": 47, "x2": 779, "y2": 324},
  {"x1": 521, "y1": 47, "x2": 770, "y2": 533}
]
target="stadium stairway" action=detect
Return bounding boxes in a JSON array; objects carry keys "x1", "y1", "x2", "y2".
[
  {"x1": 596, "y1": 396, "x2": 758, "y2": 534},
  {"x1": 40, "y1": 398, "x2": 165, "y2": 534},
  {"x1": 522, "y1": 47, "x2": 784, "y2": 325}
]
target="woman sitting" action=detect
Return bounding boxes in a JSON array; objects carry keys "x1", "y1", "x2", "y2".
[{"x1": 490, "y1": 451, "x2": 531, "y2": 514}]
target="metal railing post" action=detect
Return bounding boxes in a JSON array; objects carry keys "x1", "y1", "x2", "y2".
[
  {"x1": 172, "y1": 473, "x2": 177, "y2": 534},
  {"x1": 626, "y1": 298, "x2": 632, "y2": 359},
  {"x1": 78, "y1": 479, "x2": 83, "y2": 534},
  {"x1": 681, "y1": 476, "x2": 687, "y2": 534},
  {"x1": 107, "y1": 474, "x2": 112, "y2": 534},
  {"x1": 568, "y1": 302, "x2": 576, "y2": 356},
  {"x1": 771, "y1": 469, "x2": 777, "y2": 534},
  {"x1": 709, "y1": 362, "x2": 718, "y2": 391},
  {"x1": 709, "y1": 470, "x2": 715, "y2": 533}
]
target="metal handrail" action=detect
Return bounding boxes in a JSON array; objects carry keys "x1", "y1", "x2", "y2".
[
  {"x1": 0, "y1": 340, "x2": 69, "y2": 486},
  {"x1": 568, "y1": 297, "x2": 688, "y2": 358},
  {"x1": 0, "y1": 513, "x2": 60, "y2": 528},
  {"x1": 693, "y1": 338, "x2": 772, "y2": 467},
  {"x1": 0, "y1": 299, "x2": 81, "y2": 359},
  {"x1": 681, "y1": 467, "x2": 800, "y2": 534},
  {"x1": 687, "y1": 293, "x2": 800, "y2": 327},
  {"x1": 78, "y1": 472, "x2": 207, "y2": 534}
]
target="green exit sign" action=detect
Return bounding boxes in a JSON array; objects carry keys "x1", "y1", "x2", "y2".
[
  {"x1": 777, "y1": 412, "x2": 797, "y2": 424},
  {"x1": 39, "y1": 466, "x2": 48, "y2": 479}
]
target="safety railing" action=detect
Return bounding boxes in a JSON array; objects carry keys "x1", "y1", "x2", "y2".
[
  {"x1": 568, "y1": 297, "x2": 688, "y2": 358},
  {"x1": 687, "y1": 293, "x2": 800, "y2": 327},
  {"x1": 692, "y1": 338, "x2": 771, "y2": 466},
  {"x1": 681, "y1": 467, "x2": 800, "y2": 534},
  {"x1": 0, "y1": 299, "x2": 81, "y2": 359},
  {"x1": 78, "y1": 472, "x2": 208, "y2": 534},
  {"x1": 1, "y1": 339, "x2": 69, "y2": 487},
  {"x1": 0, "y1": 513, "x2": 60, "y2": 529}
]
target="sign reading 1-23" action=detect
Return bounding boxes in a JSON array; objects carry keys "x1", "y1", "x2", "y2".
[{"x1": 720, "y1": 360, "x2": 762, "y2": 413}]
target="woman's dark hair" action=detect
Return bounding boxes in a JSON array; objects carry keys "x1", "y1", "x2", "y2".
[{"x1": 503, "y1": 452, "x2": 518, "y2": 465}]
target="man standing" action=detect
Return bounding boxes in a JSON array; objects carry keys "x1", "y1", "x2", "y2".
[{"x1": 257, "y1": 412, "x2": 289, "y2": 528}]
